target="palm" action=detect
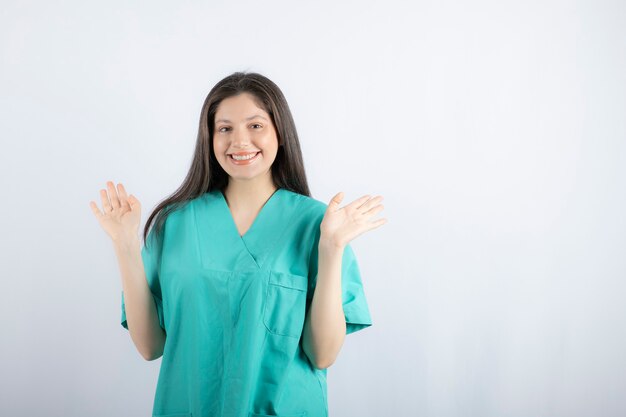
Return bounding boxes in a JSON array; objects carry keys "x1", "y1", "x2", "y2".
[
  {"x1": 89, "y1": 181, "x2": 142, "y2": 242},
  {"x1": 320, "y1": 192, "x2": 387, "y2": 248},
  {"x1": 102, "y1": 201, "x2": 139, "y2": 232}
]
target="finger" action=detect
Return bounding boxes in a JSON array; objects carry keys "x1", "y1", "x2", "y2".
[
  {"x1": 89, "y1": 200, "x2": 103, "y2": 219},
  {"x1": 107, "y1": 181, "x2": 121, "y2": 209},
  {"x1": 117, "y1": 183, "x2": 130, "y2": 211},
  {"x1": 99, "y1": 188, "x2": 112, "y2": 213},
  {"x1": 328, "y1": 191, "x2": 345, "y2": 210},
  {"x1": 359, "y1": 195, "x2": 384, "y2": 212},
  {"x1": 347, "y1": 194, "x2": 372, "y2": 210},
  {"x1": 365, "y1": 217, "x2": 388, "y2": 231},
  {"x1": 363, "y1": 203, "x2": 385, "y2": 217},
  {"x1": 127, "y1": 194, "x2": 139, "y2": 211}
]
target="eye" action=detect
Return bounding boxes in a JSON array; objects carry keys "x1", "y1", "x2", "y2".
[
  {"x1": 218, "y1": 127, "x2": 230, "y2": 133},
  {"x1": 251, "y1": 123, "x2": 262, "y2": 129}
]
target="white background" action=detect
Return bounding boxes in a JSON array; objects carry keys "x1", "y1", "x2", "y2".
[{"x1": 1, "y1": 1, "x2": 625, "y2": 416}]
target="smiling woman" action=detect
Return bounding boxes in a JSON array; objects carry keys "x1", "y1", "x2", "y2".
[
  {"x1": 213, "y1": 94, "x2": 279, "y2": 180},
  {"x1": 90, "y1": 71, "x2": 386, "y2": 417}
]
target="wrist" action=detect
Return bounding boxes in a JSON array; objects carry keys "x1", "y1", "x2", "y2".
[
  {"x1": 112, "y1": 233, "x2": 141, "y2": 253},
  {"x1": 319, "y1": 235, "x2": 345, "y2": 252}
]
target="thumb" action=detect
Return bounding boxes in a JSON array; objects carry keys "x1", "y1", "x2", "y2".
[
  {"x1": 328, "y1": 191, "x2": 344, "y2": 209},
  {"x1": 128, "y1": 194, "x2": 140, "y2": 210}
]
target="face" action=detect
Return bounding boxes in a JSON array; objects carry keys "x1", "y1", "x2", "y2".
[{"x1": 213, "y1": 92, "x2": 279, "y2": 185}]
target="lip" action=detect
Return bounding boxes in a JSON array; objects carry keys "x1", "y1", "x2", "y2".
[
  {"x1": 229, "y1": 151, "x2": 261, "y2": 156},
  {"x1": 228, "y1": 151, "x2": 261, "y2": 165}
]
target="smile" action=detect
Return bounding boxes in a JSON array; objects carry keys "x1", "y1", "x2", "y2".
[{"x1": 229, "y1": 151, "x2": 261, "y2": 165}]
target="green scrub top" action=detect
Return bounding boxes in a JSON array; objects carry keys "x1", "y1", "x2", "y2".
[{"x1": 120, "y1": 188, "x2": 372, "y2": 417}]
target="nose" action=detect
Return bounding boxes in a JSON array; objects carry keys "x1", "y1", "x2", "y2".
[{"x1": 231, "y1": 127, "x2": 252, "y2": 149}]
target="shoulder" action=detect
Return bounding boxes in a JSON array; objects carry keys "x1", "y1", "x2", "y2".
[
  {"x1": 159, "y1": 194, "x2": 205, "y2": 227},
  {"x1": 280, "y1": 189, "x2": 327, "y2": 220}
]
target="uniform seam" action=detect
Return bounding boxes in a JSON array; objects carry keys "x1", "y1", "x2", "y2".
[{"x1": 315, "y1": 370, "x2": 328, "y2": 417}]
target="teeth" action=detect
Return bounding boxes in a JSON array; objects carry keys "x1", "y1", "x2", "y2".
[{"x1": 231, "y1": 152, "x2": 258, "y2": 161}]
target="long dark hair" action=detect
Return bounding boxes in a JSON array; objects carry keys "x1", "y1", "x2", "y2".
[{"x1": 143, "y1": 71, "x2": 311, "y2": 247}]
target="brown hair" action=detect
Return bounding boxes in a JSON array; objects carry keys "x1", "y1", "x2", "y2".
[{"x1": 143, "y1": 71, "x2": 311, "y2": 246}]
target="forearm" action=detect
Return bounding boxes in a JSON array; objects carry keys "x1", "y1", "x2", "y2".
[
  {"x1": 302, "y1": 239, "x2": 346, "y2": 369},
  {"x1": 114, "y1": 236, "x2": 165, "y2": 361}
]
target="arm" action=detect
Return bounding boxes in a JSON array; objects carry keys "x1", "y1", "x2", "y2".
[
  {"x1": 302, "y1": 191, "x2": 386, "y2": 369},
  {"x1": 302, "y1": 238, "x2": 346, "y2": 369},
  {"x1": 114, "y1": 236, "x2": 166, "y2": 361}
]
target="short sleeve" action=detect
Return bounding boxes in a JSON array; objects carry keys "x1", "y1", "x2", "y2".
[
  {"x1": 307, "y1": 241, "x2": 373, "y2": 335},
  {"x1": 340, "y1": 244, "x2": 373, "y2": 335},
  {"x1": 120, "y1": 225, "x2": 166, "y2": 332}
]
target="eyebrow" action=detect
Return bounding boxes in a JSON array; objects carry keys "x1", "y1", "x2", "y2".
[{"x1": 215, "y1": 114, "x2": 268, "y2": 124}]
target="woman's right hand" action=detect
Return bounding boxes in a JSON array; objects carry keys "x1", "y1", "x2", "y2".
[{"x1": 89, "y1": 181, "x2": 142, "y2": 244}]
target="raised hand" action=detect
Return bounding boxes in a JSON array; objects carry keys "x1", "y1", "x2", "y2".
[
  {"x1": 89, "y1": 181, "x2": 142, "y2": 243},
  {"x1": 319, "y1": 192, "x2": 387, "y2": 249}
]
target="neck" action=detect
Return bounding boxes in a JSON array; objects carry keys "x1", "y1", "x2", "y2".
[{"x1": 223, "y1": 175, "x2": 278, "y2": 210}]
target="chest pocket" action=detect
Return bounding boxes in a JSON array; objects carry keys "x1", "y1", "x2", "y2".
[{"x1": 263, "y1": 271, "x2": 308, "y2": 338}]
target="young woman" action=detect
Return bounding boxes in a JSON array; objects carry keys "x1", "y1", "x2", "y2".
[{"x1": 90, "y1": 71, "x2": 387, "y2": 417}]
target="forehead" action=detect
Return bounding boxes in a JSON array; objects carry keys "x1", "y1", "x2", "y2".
[{"x1": 215, "y1": 93, "x2": 268, "y2": 123}]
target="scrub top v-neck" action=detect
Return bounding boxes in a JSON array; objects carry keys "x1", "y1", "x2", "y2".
[
  {"x1": 120, "y1": 187, "x2": 373, "y2": 417},
  {"x1": 219, "y1": 188, "x2": 278, "y2": 239},
  {"x1": 211, "y1": 187, "x2": 286, "y2": 271}
]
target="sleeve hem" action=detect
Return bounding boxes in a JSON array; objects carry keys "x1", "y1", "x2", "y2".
[
  {"x1": 120, "y1": 292, "x2": 165, "y2": 331},
  {"x1": 346, "y1": 321, "x2": 372, "y2": 335}
]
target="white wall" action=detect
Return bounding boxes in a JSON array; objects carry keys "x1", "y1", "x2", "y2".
[{"x1": 1, "y1": 0, "x2": 625, "y2": 416}]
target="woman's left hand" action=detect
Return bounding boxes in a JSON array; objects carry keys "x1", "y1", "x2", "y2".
[{"x1": 319, "y1": 192, "x2": 387, "y2": 249}]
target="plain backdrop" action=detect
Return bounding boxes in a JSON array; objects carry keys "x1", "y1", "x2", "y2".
[{"x1": 1, "y1": 1, "x2": 625, "y2": 416}]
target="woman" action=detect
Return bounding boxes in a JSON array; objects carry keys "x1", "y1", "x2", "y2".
[{"x1": 90, "y1": 71, "x2": 387, "y2": 417}]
